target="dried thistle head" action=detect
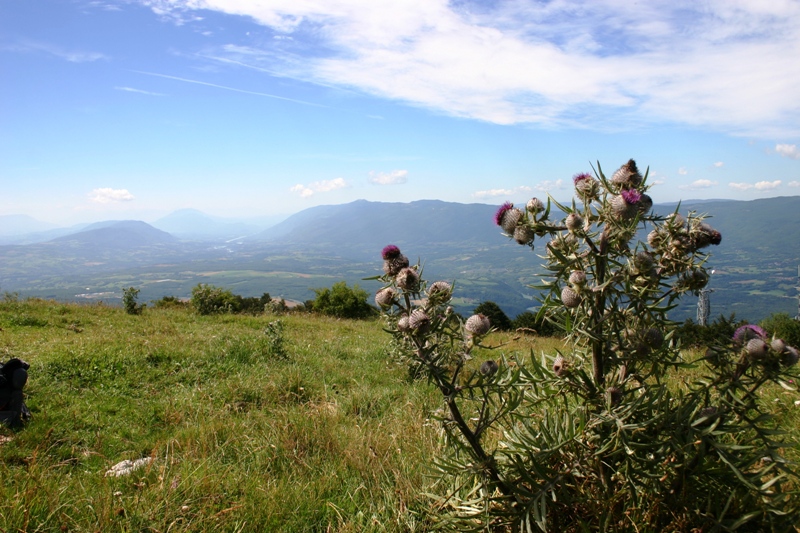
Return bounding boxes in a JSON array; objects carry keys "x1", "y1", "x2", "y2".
[
  {"x1": 396, "y1": 267, "x2": 420, "y2": 292},
  {"x1": 375, "y1": 287, "x2": 396, "y2": 308},
  {"x1": 465, "y1": 314, "x2": 491, "y2": 336}
]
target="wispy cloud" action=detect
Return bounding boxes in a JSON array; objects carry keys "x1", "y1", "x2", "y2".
[
  {"x1": 89, "y1": 188, "x2": 135, "y2": 203},
  {"x1": 289, "y1": 178, "x2": 348, "y2": 198},
  {"x1": 146, "y1": 0, "x2": 800, "y2": 137},
  {"x1": 678, "y1": 167, "x2": 688, "y2": 176},
  {"x1": 134, "y1": 71, "x2": 328, "y2": 107},
  {"x1": 680, "y1": 179, "x2": 718, "y2": 190},
  {"x1": 473, "y1": 188, "x2": 517, "y2": 199},
  {"x1": 728, "y1": 180, "x2": 783, "y2": 191},
  {"x1": 776, "y1": 144, "x2": 800, "y2": 159},
  {"x1": 789, "y1": 181, "x2": 800, "y2": 187},
  {"x1": 714, "y1": 162, "x2": 724, "y2": 168},
  {"x1": 532, "y1": 180, "x2": 565, "y2": 193},
  {"x1": 368, "y1": 170, "x2": 408, "y2": 185},
  {"x1": 7, "y1": 40, "x2": 107, "y2": 62},
  {"x1": 115, "y1": 86, "x2": 165, "y2": 96}
]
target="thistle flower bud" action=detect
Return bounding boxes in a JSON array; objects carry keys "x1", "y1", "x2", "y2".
[
  {"x1": 396, "y1": 267, "x2": 420, "y2": 292},
  {"x1": 647, "y1": 229, "x2": 665, "y2": 249},
  {"x1": 607, "y1": 386, "x2": 623, "y2": 406},
  {"x1": 666, "y1": 213, "x2": 685, "y2": 229},
  {"x1": 526, "y1": 197, "x2": 545, "y2": 214},
  {"x1": 569, "y1": 270, "x2": 587, "y2": 287},
  {"x1": 610, "y1": 194, "x2": 637, "y2": 219},
  {"x1": 633, "y1": 251, "x2": 654, "y2": 273},
  {"x1": 573, "y1": 172, "x2": 599, "y2": 201},
  {"x1": 746, "y1": 338, "x2": 768, "y2": 360},
  {"x1": 408, "y1": 309, "x2": 431, "y2": 333},
  {"x1": 427, "y1": 281, "x2": 452, "y2": 301},
  {"x1": 561, "y1": 286, "x2": 582, "y2": 308},
  {"x1": 513, "y1": 225, "x2": 536, "y2": 245},
  {"x1": 383, "y1": 254, "x2": 410, "y2": 276},
  {"x1": 375, "y1": 287, "x2": 396, "y2": 308},
  {"x1": 645, "y1": 327, "x2": 664, "y2": 350},
  {"x1": 480, "y1": 359, "x2": 499, "y2": 377},
  {"x1": 611, "y1": 159, "x2": 643, "y2": 189},
  {"x1": 697, "y1": 406, "x2": 720, "y2": 424},
  {"x1": 782, "y1": 346, "x2": 799, "y2": 367},
  {"x1": 397, "y1": 316, "x2": 411, "y2": 332},
  {"x1": 771, "y1": 338, "x2": 787, "y2": 354},
  {"x1": 494, "y1": 202, "x2": 524, "y2": 234},
  {"x1": 689, "y1": 222, "x2": 722, "y2": 250},
  {"x1": 552, "y1": 355, "x2": 568, "y2": 377},
  {"x1": 465, "y1": 314, "x2": 491, "y2": 336},
  {"x1": 565, "y1": 213, "x2": 584, "y2": 232},
  {"x1": 638, "y1": 194, "x2": 653, "y2": 214}
]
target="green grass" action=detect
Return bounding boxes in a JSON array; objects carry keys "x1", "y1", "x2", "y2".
[{"x1": 2, "y1": 298, "x2": 799, "y2": 532}]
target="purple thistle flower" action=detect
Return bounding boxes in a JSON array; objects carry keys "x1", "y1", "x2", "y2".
[
  {"x1": 733, "y1": 324, "x2": 767, "y2": 345},
  {"x1": 573, "y1": 172, "x2": 592, "y2": 185},
  {"x1": 382, "y1": 244, "x2": 401, "y2": 260},
  {"x1": 494, "y1": 202, "x2": 514, "y2": 226},
  {"x1": 620, "y1": 189, "x2": 642, "y2": 205}
]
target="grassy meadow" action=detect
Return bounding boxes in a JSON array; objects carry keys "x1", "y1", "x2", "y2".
[{"x1": 2, "y1": 297, "x2": 799, "y2": 532}]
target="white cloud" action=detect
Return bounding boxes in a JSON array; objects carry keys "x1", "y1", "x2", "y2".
[
  {"x1": 755, "y1": 180, "x2": 782, "y2": 190},
  {"x1": 679, "y1": 179, "x2": 717, "y2": 190},
  {"x1": 728, "y1": 180, "x2": 782, "y2": 191},
  {"x1": 776, "y1": 144, "x2": 800, "y2": 159},
  {"x1": 789, "y1": 181, "x2": 800, "y2": 187},
  {"x1": 533, "y1": 179, "x2": 565, "y2": 193},
  {"x1": 115, "y1": 86, "x2": 164, "y2": 96},
  {"x1": 473, "y1": 188, "x2": 515, "y2": 199},
  {"x1": 714, "y1": 161, "x2": 724, "y2": 168},
  {"x1": 289, "y1": 178, "x2": 348, "y2": 197},
  {"x1": 8, "y1": 40, "x2": 107, "y2": 62},
  {"x1": 368, "y1": 170, "x2": 408, "y2": 185},
  {"x1": 88, "y1": 188, "x2": 135, "y2": 203},
  {"x1": 151, "y1": 0, "x2": 800, "y2": 137},
  {"x1": 678, "y1": 167, "x2": 688, "y2": 175}
]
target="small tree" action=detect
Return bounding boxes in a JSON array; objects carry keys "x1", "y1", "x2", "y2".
[
  {"x1": 311, "y1": 281, "x2": 374, "y2": 319},
  {"x1": 122, "y1": 287, "x2": 144, "y2": 315},
  {"x1": 374, "y1": 160, "x2": 800, "y2": 531}
]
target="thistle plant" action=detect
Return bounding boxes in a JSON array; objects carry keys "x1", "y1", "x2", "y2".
[{"x1": 374, "y1": 160, "x2": 800, "y2": 531}]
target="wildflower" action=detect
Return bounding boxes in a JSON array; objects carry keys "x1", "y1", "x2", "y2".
[
  {"x1": 375, "y1": 287, "x2": 396, "y2": 308},
  {"x1": 611, "y1": 159, "x2": 643, "y2": 189},
  {"x1": 610, "y1": 192, "x2": 640, "y2": 219},
  {"x1": 465, "y1": 314, "x2": 491, "y2": 336},
  {"x1": 494, "y1": 202, "x2": 523, "y2": 234},
  {"x1": 382, "y1": 245, "x2": 410, "y2": 276},
  {"x1": 561, "y1": 286, "x2": 582, "y2": 308},
  {"x1": 396, "y1": 267, "x2": 420, "y2": 292},
  {"x1": 382, "y1": 244, "x2": 401, "y2": 260},
  {"x1": 480, "y1": 360, "x2": 499, "y2": 377},
  {"x1": 733, "y1": 324, "x2": 767, "y2": 345}
]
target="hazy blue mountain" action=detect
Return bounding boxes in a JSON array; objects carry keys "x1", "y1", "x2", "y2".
[
  {"x1": 48, "y1": 220, "x2": 177, "y2": 249},
  {"x1": 0, "y1": 197, "x2": 798, "y2": 323},
  {"x1": 152, "y1": 209, "x2": 268, "y2": 240},
  {"x1": 0, "y1": 214, "x2": 59, "y2": 236}
]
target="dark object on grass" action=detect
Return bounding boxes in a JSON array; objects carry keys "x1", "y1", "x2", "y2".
[{"x1": 0, "y1": 358, "x2": 31, "y2": 428}]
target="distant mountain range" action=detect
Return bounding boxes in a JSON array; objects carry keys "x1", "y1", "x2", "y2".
[{"x1": 0, "y1": 197, "x2": 798, "y2": 322}]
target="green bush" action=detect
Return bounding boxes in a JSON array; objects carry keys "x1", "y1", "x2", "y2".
[
  {"x1": 374, "y1": 160, "x2": 800, "y2": 531},
  {"x1": 511, "y1": 310, "x2": 559, "y2": 336},
  {"x1": 760, "y1": 312, "x2": 800, "y2": 348},
  {"x1": 311, "y1": 281, "x2": 374, "y2": 319},
  {"x1": 151, "y1": 295, "x2": 188, "y2": 309},
  {"x1": 675, "y1": 313, "x2": 743, "y2": 348},
  {"x1": 190, "y1": 284, "x2": 241, "y2": 315}
]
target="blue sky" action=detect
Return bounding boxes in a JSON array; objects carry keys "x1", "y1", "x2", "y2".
[{"x1": 2, "y1": 0, "x2": 800, "y2": 226}]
